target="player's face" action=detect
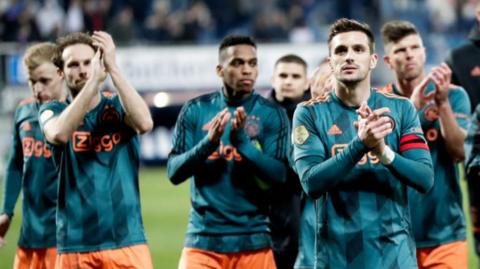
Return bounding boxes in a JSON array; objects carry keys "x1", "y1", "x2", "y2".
[
  {"x1": 62, "y1": 43, "x2": 95, "y2": 96},
  {"x1": 329, "y1": 31, "x2": 377, "y2": 85},
  {"x1": 217, "y1": 44, "x2": 258, "y2": 94},
  {"x1": 384, "y1": 34, "x2": 425, "y2": 81},
  {"x1": 271, "y1": 62, "x2": 308, "y2": 101},
  {"x1": 28, "y1": 62, "x2": 64, "y2": 105}
]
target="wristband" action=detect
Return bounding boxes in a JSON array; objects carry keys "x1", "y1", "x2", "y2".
[{"x1": 379, "y1": 145, "x2": 395, "y2": 165}]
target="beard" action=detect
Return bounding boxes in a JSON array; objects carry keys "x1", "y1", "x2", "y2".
[
  {"x1": 66, "y1": 79, "x2": 86, "y2": 97},
  {"x1": 402, "y1": 67, "x2": 423, "y2": 81}
]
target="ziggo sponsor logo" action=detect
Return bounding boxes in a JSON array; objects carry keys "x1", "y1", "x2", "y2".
[
  {"x1": 208, "y1": 141, "x2": 242, "y2": 161},
  {"x1": 331, "y1": 144, "x2": 379, "y2": 165},
  {"x1": 72, "y1": 131, "x2": 122, "y2": 152},
  {"x1": 22, "y1": 137, "x2": 51, "y2": 158}
]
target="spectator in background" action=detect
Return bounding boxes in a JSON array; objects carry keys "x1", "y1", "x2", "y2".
[
  {"x1": 268, "y1": 54, "x2": 310, "y2": 269},
  {"x1": 65, "y1": 0, "x2": 85, "y2": 33},
  {"x1": 1, "y1": 0, "x2": 40, "y2": 42},
  {"x1": 446, "y1": 2, "x2": 480, "y2": 111},
  {"x1": 108, "y1": 6, "x2": 136, "y2": 45},
  {"x1": 253, "y1": 9, "x2": 288, "y2": 42},
  {"x1": 35, "y1": 0, "x2": 64, "y2": 40},
  {"x1": 142, "y1": 0, "x2": 170, "y2": 42},
  {"x1": 83, "y1": 0, "x2": 112, "y2": 32}
]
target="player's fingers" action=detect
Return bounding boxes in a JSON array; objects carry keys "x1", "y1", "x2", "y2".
[
  {"x1": 220, "y1": 111, "x2": 231, "y2": 128},
  {"x1": 372, "y1": 107, "x2": 391, "y2": 117},
  {"x1": 237, "y1": 106, "x2": 246, "y2": 121},
  {"x1": 440, "y1": 63, "x2": 452, "y2": 77},
  {"x1": 414, "y1": 75, "x2": 431, "y2": 95},
  {"x1": 373, "y1": 128, "x2": 393, "y2": 139},
  {"x1": 357, "y1": 102, "x2": 370, "y2": 118},
  {"x1": 371, "y1": 123, "x2": 393, "y2": 135},
  {"x1": 93, "y1": 31, "x2": 109, "y2": 45},
  {"x1": 210, "y1": 117, "x2": 221, "y2": 133},
  {"x1": 430, "y1": 69, "x2": 444, "y2": 84},
  {"x1": 366, "y1": 116, "x2": 392, "y2": 130}
]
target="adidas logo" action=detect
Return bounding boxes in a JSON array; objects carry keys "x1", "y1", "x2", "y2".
[
  {"x1": 471, "y1": 66, "x2": 480, "y2": 77},
  {"x1": 327, "y1": 124, "x2": 342, "y2": 135}
]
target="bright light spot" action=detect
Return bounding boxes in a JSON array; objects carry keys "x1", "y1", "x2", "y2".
[{"x1": 153, "y1": 92, "x2": 170, "y2": 108}]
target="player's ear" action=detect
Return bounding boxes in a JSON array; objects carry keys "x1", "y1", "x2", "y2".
[
  {"x1": 370, "y1": 53, "x2": 378, "y2": 69},
  {"x1": 327, "y1": 57, "x2": 333, "y2": 71},
  {"x1": 57, "y1": 67, "x2": 64, "y2": 78},
  {"x1": 216, "y1": 64, "x2": 223, "y2": 78},
  {"x1": 383, "y1": 55, "x2": 390, "y2": 66}
]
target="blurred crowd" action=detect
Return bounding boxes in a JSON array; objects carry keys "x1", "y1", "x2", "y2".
[{"x1": 0, "y1": 0, "x2": 478, "y2": 59}]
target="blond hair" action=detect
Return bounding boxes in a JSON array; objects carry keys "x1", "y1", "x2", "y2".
[{"x1": 23, "y1": 42, "x2": 57, "y2": 73}]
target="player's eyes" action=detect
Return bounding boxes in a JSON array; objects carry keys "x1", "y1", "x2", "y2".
[
  {"x1": 40, "y1": 78, "x2": 50, "y2": 84},
  {"x1": 353, "y1": 46, "x2": 365, "y2": 53},
  {"x1": 334, "y1": 47, "x2": 347, "y2": 55},
  {"x1": 67, "y1": 62, "x2": 79, "y2": 68}
]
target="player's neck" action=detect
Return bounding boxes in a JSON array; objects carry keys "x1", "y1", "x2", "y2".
[
  {"x1": 335, "y1": 79, "x2": 371, "y2": 107},
  {"x1": 395, "y1": 73, "x2": 425, "y2": 98},
  {"x1": 223, "y1": 86, "x2": 252, "y2": 101}
]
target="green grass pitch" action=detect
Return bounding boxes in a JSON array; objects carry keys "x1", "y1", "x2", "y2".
[{"x1": 0, "y1": 166, "x2": 478, "y2": 268}]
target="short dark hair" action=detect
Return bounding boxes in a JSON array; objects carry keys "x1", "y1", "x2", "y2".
[
  {"x1": 54, "y1": 32, "x2": 96, "y2": 69},
  {"x1": 218, "y1": 35, "x2": 256, "y2": 61},
  {"x1": 328, "y1": 18, "x2": 375, "y2": 53},
  {"x1": 381, "y1": 20, "x2": 418, "y2": 45},
  {"x1": 275, "y1": 54, "x2": 307, "y2": 70}
]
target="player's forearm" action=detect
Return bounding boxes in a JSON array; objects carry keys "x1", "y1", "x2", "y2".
[
  {"x1": 296, "y1": 137, "x2": 368, "y2": 199},
  {"x1": 386, "y1": 150, "x2": 433, "y2": 193},
  {"x1": 167, "y1": 136, "x2": 219, "y2": 185},
  {"x1": 236, "y1": 142, "x2": 287, "y2": 185},
  {"x1": 438, "y1": 102, "x2": 467, "y2": 161},
  {"x1": 109, "y1": 67, "x2": 153, "y2": 134},
  {"x1": 44, "y1": 78, "x2": 101, "y2": 145},
  {"x1": 1, "y1": 162, "x2": 23, "y2": 218},
  {"x1": 1, "y1": 132, "x2": 23, "y2": 217}
]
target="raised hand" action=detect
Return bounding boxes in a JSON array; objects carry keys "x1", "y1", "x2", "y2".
[
  {"x1": 356, "y1": 102, "x2": 393, "y2": 151},
  {"x1": 207, "y1": 108, "x2": 231, "y2": 142},
  {"x1": 0, "y1": 213, "x2": 11, "y2": 248},
  {"x1": 410, "y1": 75, "x2": 436, "y2": 110},
  {"x1": 430, "y1": 63, "x2": 451, "y2": 107},
  {"x1": 92, "y1": 31, "x2": 117, "y2": 72},
  {"x1": 231, "y1": 106, "x2": 247, "y2": 131},
  {"x1": 90, "y1": 49, "x2": 107, "y2": 83}
]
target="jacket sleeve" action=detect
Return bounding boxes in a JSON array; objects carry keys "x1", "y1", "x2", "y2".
[
  {"x1": 1, "y1": 109, "x2": 23, "y2": 218},
  {"x1": 292, "y1": 105, "x2": 369, "y2": 199},
  {"x1": 233, "y1": 106, "x2": 290, "y2": 185},
  {"x1": 385, "y1": 100, "x2": 433, "y2": 193},
  {"x1": 167, "y1": 101, "x2": 218, "y2": 185}
]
